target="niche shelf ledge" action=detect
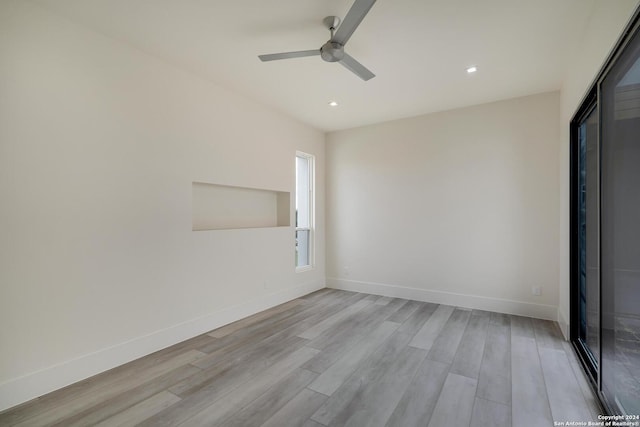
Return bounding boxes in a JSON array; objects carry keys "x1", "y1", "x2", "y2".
[{"x1": 192, "y1": 181, "x2": 290, "y2": 231}]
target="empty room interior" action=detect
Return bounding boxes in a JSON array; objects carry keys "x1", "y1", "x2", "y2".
[{"x1": 2, "y1": 0, "x2": 640, "y2": 426}]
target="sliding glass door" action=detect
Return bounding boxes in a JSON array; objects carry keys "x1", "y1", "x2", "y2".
[
  {"x1": 571, "y1": 6, "x2": 640, "y2": 415},
  {"x1": 600, "y1": 26, "x2": 640, "y2": 414},
  {"x1": 576, "y1": 104, "x2": 599, "y2": 374}
]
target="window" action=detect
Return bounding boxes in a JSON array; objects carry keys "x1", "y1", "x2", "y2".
[{"x1": 295, "y1": 152, "x2": 314, "y2": 269}]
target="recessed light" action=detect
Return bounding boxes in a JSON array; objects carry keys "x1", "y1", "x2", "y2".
[
  {"x1": 466, "y1": 66, "x2": 477, "y2": 74},
  {"x1": 328, "y1": 101, "x2": 339, "y2": 107}
]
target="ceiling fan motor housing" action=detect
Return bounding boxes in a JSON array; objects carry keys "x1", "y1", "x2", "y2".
[{"x1": 320, "y1": 42, "x2": 345, "y2": 62}]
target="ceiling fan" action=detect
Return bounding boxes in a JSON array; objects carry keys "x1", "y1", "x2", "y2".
[{"x1": 258, "y1": 0, "x2": 377, "y2": 81}]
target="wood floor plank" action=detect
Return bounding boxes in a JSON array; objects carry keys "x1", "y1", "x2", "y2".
[
  {"x1": 94, "y1": 391, "x2": 181, "y2": 427},
  {"x1": 386, "y1": 300, "x2": 422, "y2": 324},
  {"x1": 199, "y1": 296, "x2": 330, "y2": 355},
  {"x1": 308, "y1": 321, "x2": 399, "y2": 395},
  {"x1": 511, "y1": 315, "x2": 535, "y2": 338},
  {"x1": 304, "y1": 304, "x2": 380, "y2": 351},
  {"x1": 567, "y1": 359, "x2": 602, "y2": 420},
  {"x1": 306, "y1": 298, "x2": 405, "y2": 351},
  {"x1": 300, "y1": 290, "x2": 363, "y2": 310},
  {"x1": 397, "y1": 302, "x2": 438, "y2": 336},
  {"x1": 385, "y1": 358, "x2": 449, "y2": 427},
  {"x1": 53, "y1": 364, "x2": 201, "y2": 427},
  {"x1": 375, "y1": 296, "x2": 393, "y2": 306},
  {"x1": 141, "y1": 346, "x2": 319, "y2": 427},
  {"x1": 297, "y1": 292, "x2": 371, "y2": 327},
  {"x1": 476, "y1": 312, "x2": 511, "y2": 405},
  {"x1": 561, "y1": 341, "x2": 602, "y2": 420},
  {"x1": 427, "y1": 373, "x2": 477, "y2": 427},
  {"x1": 408, "y1": 304, "x2": 454, "y2": 351},
  {"x1": 13, "y1": 350, "x2": 207, "y2": 427},
  {"x1": 511, "y1": 334, "x2": 553, "y2": 427},
  {"x1": 303, "y1": 322, "x2": 399, "y2": 374},
  {"x1": 203, "y1": 306, "x2": 307, "y2": 350},
  {"x1": 218, "y1": 369, "x2": 318, "y2": 427},
  {"x1": 298, "y1": 298, "x2": 373, "y2": 340},
  {"x1": 227, "y1": 292, "x2": 369, "y2": 356},
  {"x1": 172, "y1": 333, "x2": 308, "y2": 397},
  {"x1": 0, "y1": 335, "x2": 213, "y2": 426},
  {"x1": 471, "y1": 309, "x2": 492, "y2": 319},
  {"x1": 300, "y1": 289, "x2": 343, "y2": 303},
  {"x1": 538, "y1": 347, "x2": 594, "y2": 422},
  {"x1": 299, "y1": 289, "x2": 332, "y2": 301},
  {"x1": 490, "y1": 311, "x2": 511, "y2": 327},
  {"x1": 302, "y1": 300, "x2": 406, "y2": 373},
  {"x1": 337, "y1": 347, "x2": 426, "y2": 427},
  {"x1": 470, "y1": 397, "x2": 511, "y2": 427},
  {"x1": 426, "y1": 308, "x2": 471, "y2": 363},
  {"x1": 260, "y1": 388, "x2": 327, "y2": 427},
  {"x1": 194, "y1": 306, "x2": 316, "y2": 370},
  {"x1": 532, "y1": 318, "x2": 565, "y2": 350},
  {"x1": 450, "y1": 311, "x2": 490, "y2": 379},
  {"x1": 177, "y1": 365, "x2": 318, "y2": 427},
  {"x1": 182, "y1": 295, "x2": 371, "y2": 392},
  {"x1": 310, "y1": 330, "x2": 418, "y2": 426},
  {"x1": 208, "y1": 298, "x2": 306, "y2": 338},
  {"x1": 561, "y1": 340, "x2": 581, "y2": 365}
]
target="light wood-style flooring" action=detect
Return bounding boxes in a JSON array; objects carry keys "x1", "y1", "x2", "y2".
[{"x1": 0, "y1": 289, "x2": 602, "y2": 426}]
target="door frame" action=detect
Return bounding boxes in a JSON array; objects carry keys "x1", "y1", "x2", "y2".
[{"x1": 569, "y1": 5, "x2": 640, "y2": 415}]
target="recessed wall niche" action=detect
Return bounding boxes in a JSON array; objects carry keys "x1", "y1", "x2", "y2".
[{"x1": 192, "y1": 182, "x2": 290, "y2": 231}]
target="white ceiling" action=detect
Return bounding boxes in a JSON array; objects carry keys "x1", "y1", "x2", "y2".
[{"x1": 34, "y1": 0, "x2": 595, "y2": 131}]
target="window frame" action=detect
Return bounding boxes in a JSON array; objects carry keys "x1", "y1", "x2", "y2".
[
  {"x1": 569, "y1": 4, "x2": 640, "y2": 415},
  {"x1": 295, "y1": 151, "x2": 315, "y2": 272},
  {"x1": 570, "y1": 92, "x2": 599, "y2": 386}
]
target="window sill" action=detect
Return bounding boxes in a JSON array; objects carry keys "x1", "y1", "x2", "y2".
[{"x1": 296, "y1": 266, "x2": 314, "y2": 273}]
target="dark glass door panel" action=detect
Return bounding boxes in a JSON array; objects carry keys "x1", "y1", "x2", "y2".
[
  {"x1": 601, "y1": 26, "x2": 640, "y2": 415},
  {"x1": 577, "y1": 106, "x2": 600, "y2": 369}
]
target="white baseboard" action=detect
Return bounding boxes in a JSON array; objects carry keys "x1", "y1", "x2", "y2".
[
  {"x1": 557, "y1": 308, "x2": 569, "y2": 340},
  {"x1": 327, "y1": 277, "x2": 559, "y2": 321},
  {"x1": 0, "y1": 280, "x2": 325, "y2": 412}
]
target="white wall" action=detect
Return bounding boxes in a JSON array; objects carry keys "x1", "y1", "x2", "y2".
[
  {"x1": 557, "y1": 0, "x2": 639, "y2": 338},
  {"x1": 326, "y1": 92, "x2": 560, "y2": 319},
  {"x1": 0, "y1": 0, "x2": 325, "y2": 411}
]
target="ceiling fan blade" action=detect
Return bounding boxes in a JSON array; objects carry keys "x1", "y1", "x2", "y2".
[
  {"x1": 332, "y1": 0, "x2": 377, "y2": 46},
  {"x1": 339, "y1": 53, "x2": 375, "y2": 81},
  {"x1": 258, "y1": 50, "x2": 320, "y2": 62}
]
